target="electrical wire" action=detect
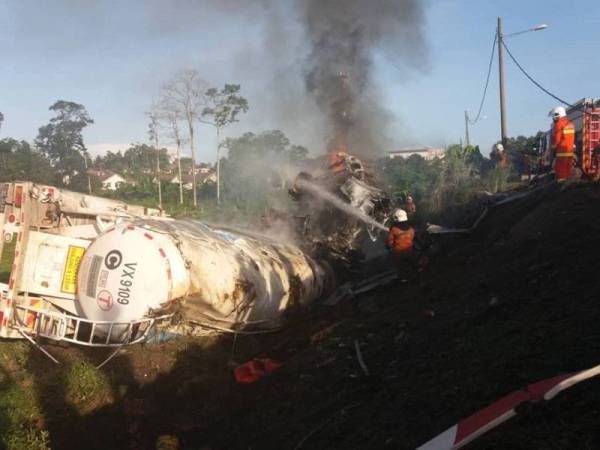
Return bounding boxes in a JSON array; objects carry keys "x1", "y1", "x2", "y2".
[
  {"x1": 502, "y1": 40, "x2": 599, "y2": 116},
  {"x1": 501, "y1": 40, "x2": 572, "y2": 106},
  {"x1": 469, "y1": 33, "x2": 497, "y2": 124}
]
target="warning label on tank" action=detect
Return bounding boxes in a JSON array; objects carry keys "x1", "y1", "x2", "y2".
[
  {"x1": 61, "y1": 245, "x2": 85, "y2": 294},
  {"x1": 96, "y1": 290, "x2": 113, "y2": 311}
]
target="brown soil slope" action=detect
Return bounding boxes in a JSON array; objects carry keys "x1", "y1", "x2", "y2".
[{"x1": 19, "y1": 181, "x2": 600, "y2": 450}]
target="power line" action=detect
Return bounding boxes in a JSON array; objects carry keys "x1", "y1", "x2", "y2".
[
  {"x1": 502, "y1": 41, "x2": 600, "y2": 120},
  {"x1": 502, "y1": 40, "x2": 600, "y2": 117},
  {"x1": 469, "y1": 33, "x2": 497, "y2": 125},
  {"x1": 501, "y1": 40, "x2": 574, "y2": 107}
]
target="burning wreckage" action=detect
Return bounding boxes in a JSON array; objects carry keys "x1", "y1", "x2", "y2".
[
  {"x1": 285, "y1": 151, "x2": 392, "y2": 266},
  {"x1": 0, "y1": 159, "x2": 392, "y2": 350}
]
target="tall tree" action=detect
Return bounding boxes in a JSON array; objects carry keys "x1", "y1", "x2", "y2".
[
  {"x1": 0, "y1": 112, "x2": 4, "y2": 136},
  {"x1": 159, "y1": 97, "x2": 186, "y2": 204},
  {"x1": 147, "y1": 110, "x2": 163, "y2": 208},
  {"x1": 162, "y1": 70, "x2": 207, "y2": 207},
  {"x1": 201, "y1": 84, "x2": 249, "y2": 204},
  {"x1": 35, "y1": 100, "x2": 93, "y2": 191}
]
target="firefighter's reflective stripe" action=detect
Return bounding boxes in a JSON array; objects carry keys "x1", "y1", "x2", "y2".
[
  {"x1": 556, "y1": 153, "x2": 574, "y2": 157},
  {"x1": 562, "y1": 129, "x2": 575, "y2": 135}
]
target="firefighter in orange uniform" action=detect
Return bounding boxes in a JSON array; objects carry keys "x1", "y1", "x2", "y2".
[
  {"x1": 386, "y1": 209, "x2": 416, "y2": 273},
  {"x1": 491, "y1": 143, "x2": 510, "y2": 168},
  {"x1": 549, "y1": 106, "x2": 576, "y2": 181},
  {"x1": 405, "y1": 194, "x2": 416, "y2": 216}
]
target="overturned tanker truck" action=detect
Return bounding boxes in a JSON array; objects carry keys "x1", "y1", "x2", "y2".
[
  {"x1": 0, "y1": 161, "x2": 392, "y2": 348},
  {"x1": 0, "y1": 181, "x2": 334, "y2": 347}
]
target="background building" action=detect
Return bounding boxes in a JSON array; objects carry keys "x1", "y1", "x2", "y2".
[{"x1": 387, "y1": 145, "x2": 445, "y2": 160}]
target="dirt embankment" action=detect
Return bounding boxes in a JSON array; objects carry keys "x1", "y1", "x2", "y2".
[{"x1": 3, "y1": 181, "x2": 600, "y2": 450}]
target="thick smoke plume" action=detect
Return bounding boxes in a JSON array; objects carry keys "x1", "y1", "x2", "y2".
[
  {"x1": 301, "y1": 0, "x2": 427, "y2": 157},
  {"x1": 39, "y1": 0, "x2": 427, "y2": 159}
]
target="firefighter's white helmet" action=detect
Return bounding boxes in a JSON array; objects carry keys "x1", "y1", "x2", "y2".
[
  {"x1": 392, "y1": 209, "x2": 408, "y2": 223},
  {"x1": 494, "y1": 143, "x2": 504, "y2": 152},
  {"x1": 549, "y1": 106, "x2": 567, "y2": 121}
]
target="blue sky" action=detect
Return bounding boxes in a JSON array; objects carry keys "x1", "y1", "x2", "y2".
[{"x1": 1, "y1": 0, "x2": 599, "y2": 161}]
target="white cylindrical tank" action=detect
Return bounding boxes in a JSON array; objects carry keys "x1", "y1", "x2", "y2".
[
  {"x1": 76, "y1": 220, "x2": 332, "y2": 329},
  {"x1": 76, "y1": 224, "x2": 189, "y2": 322}
]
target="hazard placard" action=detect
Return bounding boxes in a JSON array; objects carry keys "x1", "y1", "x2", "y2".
[{"x1": 61, "y1": 245, "x2": 85, "y2": 294}]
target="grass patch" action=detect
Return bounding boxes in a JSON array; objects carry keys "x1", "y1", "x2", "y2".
[
  {"x1": 63, "y1": 361, "x2": 113, "y2": 413},
  {"x1": 0, "y1": 344, "x2": 115, "y2": 446},
  {"x1": 0, "y1": 239, "x2": 16, "y2": 284},
  {"x1": 0, "y1": 342, "x2": 31, "y2": 371},
  {"x1": 0, "y1": 343, "x2": 49, "y2": 449},
  {"x1": 0, "y1": 382, "x2": 49, "y2": 450}
]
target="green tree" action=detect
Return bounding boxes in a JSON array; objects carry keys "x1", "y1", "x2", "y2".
[
  {"x1": 378, "y1": 145, "x2": 491, "y2": 220},
  {"x1": 288, "y1": 144, "x2": 309, "y2": 163},
  {"x1": 501, "y1": 133, "x2": 545, "y2": 177},
  {"x1": 94, "y1": 150, "x2": 128, "y2": 173},
  {"x1": 378, "y1": 154, "x2": 437, "y2": 205},
  {"x1": 220, "y1": 130, "x2": 306, "y2": 217},
  {"x1": 0, "y1": 112, "x2": 4, "y2": 135},
  {"x1": 121, "y1": 143, "x2": 169, "y2": 176},
  {"x1": 91, "y1": 143, "x2": 169, "y2": 193},
  {"x1": 35, "y1": 100, "x2": 94, "y2": 191},
  {"x1": 0, "y1": 138, "x2": 54, "y2": 183},
  {"x1": 201, "y1": 84, "x2": 249, "y2": 203}
]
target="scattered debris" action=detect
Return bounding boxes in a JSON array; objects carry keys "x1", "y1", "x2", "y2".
[
  {"x1": 310, "y1": 322, "x2": 345, "y2": 345},
  {"x1": 234, "y1": 358, "x2": 282, "y2": 384},
  {"x1": 155, "y1": 434, "x2": 180, "y2": 450},
  {"x1": 293, "y1": 403, "x2": 361, "y2": 450},
  {"x1": 323, "y1": 270, "x2": 398, "y2": 306},
  {"x1": 353, "y1": 339, "x2": 369, "y2": 377}
]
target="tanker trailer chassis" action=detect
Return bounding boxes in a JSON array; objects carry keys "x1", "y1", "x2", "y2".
[
  {"x1": 0, "y1": 182, "x2": 332, "y2": 352},
  {"x1": 0, "y1": 182, "x2": 171, "y2": 348}
]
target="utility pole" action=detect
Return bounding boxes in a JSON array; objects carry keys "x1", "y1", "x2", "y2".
[
  {"x1": 497, "y1": 17, "x2": 508, "y2": 145},
  {"x1": 464, "y1": 110, "x2": 471, "y2": 147}
]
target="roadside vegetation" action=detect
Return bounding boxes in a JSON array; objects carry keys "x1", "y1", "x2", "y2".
[
  {"x1": 1, "y1": 93, "x2": 544, "y2": 228},
  {"x1": 1, "y1": 125, "x2": 541, "y2": 228}
]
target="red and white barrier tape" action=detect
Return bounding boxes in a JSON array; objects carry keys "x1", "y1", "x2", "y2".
[{"x1": 416, "y1": 363, "x2": 600, "y2": 450}]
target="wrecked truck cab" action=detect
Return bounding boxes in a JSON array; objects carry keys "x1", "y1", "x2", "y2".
[{"x1": 288, "y1": 153, "x2": 393, "y2": 268}]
